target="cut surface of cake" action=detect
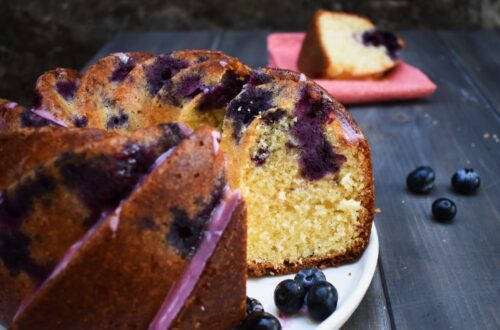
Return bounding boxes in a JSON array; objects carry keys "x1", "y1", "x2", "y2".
[{"x1": 298, "y1": 10, "x2": 404, "y2": 79}]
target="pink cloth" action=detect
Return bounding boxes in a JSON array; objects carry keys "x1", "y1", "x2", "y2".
[{"x1": 267, "y1": 33, "x2": 437, "y2": 104}]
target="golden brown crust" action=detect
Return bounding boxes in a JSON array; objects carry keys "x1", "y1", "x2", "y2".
[
  {"x1": 298, "y1": 10, "x2": 330, "y2": 78},
  {"x1": 0, "y1": 127, "x2": 113, "y2": 190},
  {"x1": 172, "y1": 201, "x2": 247, "y2": 329}
]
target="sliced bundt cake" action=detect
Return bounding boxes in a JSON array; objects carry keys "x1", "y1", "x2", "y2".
[
  {"x1": 0, "y1": 123, "x2": 188, "y2": 324},
  {"x1": 11, "y1": 128, "x2": 246, "y2": 330},
  {"x1": 298, "y1": 10, "x2": 404, "y2": 79},
  {"x1": 1, "y1": 49, "x2": 374, "y2": 328}
]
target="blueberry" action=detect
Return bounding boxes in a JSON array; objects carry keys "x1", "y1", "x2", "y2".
[
  {"x1": 451, "y1": 168, "x2": 480, "y2": 194},
  {"x1": 246, "y1": 296, "x2": 264, "y2": 316},
  {"x1": 432, "y1": 198, "x2": 457, "y2": 222},
  {"x1": 274, "y1": 279, "x2": 305, "y2": 314},
  {"x1": 406, "y1": 166, "x2": 435, "y2": 193},
  {"x1": 305, "y1": 281, "x2": 338, "y2": 321},
  {"x1": 294, "y1": 267, "x2": 326, "y2": 292},
  {"x1": 239, "y1": 312, "x2": 281, "y2": 330}
]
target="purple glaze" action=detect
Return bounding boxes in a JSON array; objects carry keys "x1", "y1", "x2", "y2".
[
  {"x1": 145, "y1": 54, "x2": 190, "y2": 96},
  {"x1": 149, "y1": 188, "x2": 241, "y2": 330},
  {"x1": 5, "y1": 102, "x2": 18, "y2": 110},
  {"x1": 31, "y1": 109, "x2": 68, "y2": 127},
  {"x1": 291, "y1": 88, "x2": 347, "y2": 181},
  {"x1": 361, "y1": 29, "x2": 402, "y2": 60},
  {"x1": 55, "y1": 81, "x2": 77, "y2": 101}
]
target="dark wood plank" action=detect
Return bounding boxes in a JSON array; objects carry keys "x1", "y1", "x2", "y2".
[
  {"x1": 438, "y1": 31, "x2": 500, "y2": 115},
  {"x1": 349, "y1": 31, "x2": 500, "y2": 329},
  {"x1": 341, "y1": 266, "x2": 392, "y2": 330},
  {"x1": 82, "y1": 31, "x2": 220, "y2": 71}
]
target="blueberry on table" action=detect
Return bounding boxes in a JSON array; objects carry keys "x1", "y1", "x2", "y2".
[
  {"x1": 294, "y1": 267, "x2": 326, "y2": 292},
  {"x1": 451, "y1": 168, "x2": 480, "y2": 194},
  {"x1": 432, "y1": 198, "x2": 457, "y2": 222},
  {"x1": 240, "y1": 312, "x2": 282, "y2": 330},
  {"x1": 246, "y1": 296, "x2": 264, "y2": 316},
  {"x1": 305, "y1": 281, "x2": 338, "y2": 321},
  {"x1": 406, "y1": 166, "x2": 435, "y2": 193},
  {"x1": 274, "y1": 279, "x2": 305, "y2": 315}
]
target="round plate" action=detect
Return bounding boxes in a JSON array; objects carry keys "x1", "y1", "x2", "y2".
[{"x1": 247, "y1": 223, "x2": 379, "y2": 330}]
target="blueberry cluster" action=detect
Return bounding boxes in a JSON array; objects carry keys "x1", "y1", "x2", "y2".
[
  {"x1": 236, "y1": 297, "x2": 281, "y2": 330},
  {"x1": 406, "y1": 166, "x2": 480, "y2": 222},
  {"x1": 275, "y1": 268, "x2": 338, "y2": 322}
]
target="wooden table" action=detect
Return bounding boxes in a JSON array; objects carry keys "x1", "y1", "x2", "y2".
[{"x1": 87, "y1": 31, "x2": 500, "y2": 329}]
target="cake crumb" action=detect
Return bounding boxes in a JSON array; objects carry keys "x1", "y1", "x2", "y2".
[
  {"x1": 483, "y1": 132, "x2": 490, "y2": 139},
  {"x1": 201, "y1": 305, "x2": 206, "y2": 311}
]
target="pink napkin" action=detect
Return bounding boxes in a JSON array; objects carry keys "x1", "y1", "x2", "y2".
[{"x1": 267, "y1": 33, "x2": 437, "y2": 104}]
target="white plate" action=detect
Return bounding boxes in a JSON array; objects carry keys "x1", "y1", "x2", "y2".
[
  {"x1": 1, "y1": 224, "x2": 378, "y2": 330},
  {"x1": 247, "y1": 223, "x2": 379, "y2": 330}
]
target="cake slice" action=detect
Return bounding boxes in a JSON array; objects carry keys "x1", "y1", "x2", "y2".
[
  {"x1": 0, "y1": 123, "x2": 188, "y2": 324},
  {"x1": 298, "y1": 10, "x2": 404, "y2": 79},
  {"x1": 222, "y1": 77, "x2": 374, "y2": 276},
  {"x1": 11, "y1": 128, "x2": 246, "y2": 330}
]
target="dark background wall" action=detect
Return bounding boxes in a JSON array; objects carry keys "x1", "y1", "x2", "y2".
[{"x1": 1, "y1": 0, "x2": 499, "y2": 106}]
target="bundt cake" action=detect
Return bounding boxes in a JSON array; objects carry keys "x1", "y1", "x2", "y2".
[
  {"x1": 1, "y1": 48, "x2": 374, "y2": 327},
  {"x1": 298, "y1": 10, "x2": 404, "y2": 79}
]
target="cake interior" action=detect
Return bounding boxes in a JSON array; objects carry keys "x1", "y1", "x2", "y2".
[
  {"x1": 241, "y1": 113, "x2": 370, "y2": 268},
  {"x1": 317, "y1": 11, "x2": 395, "y2": 78}
]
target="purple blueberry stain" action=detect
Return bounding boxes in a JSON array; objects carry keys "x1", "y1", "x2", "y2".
[
  {"x1": 32, "y1": 90, "x2": 43, "y2": 109},
  {"x1": 73, "y1": 116, "x2": 88, "y2": 128},
  {"x1": 0, "y1": 172, "x2": 56, "y2": 280},
  {"x1": 248, "y1": 70, "x2": 273, "y2": 86},
  {"x1": 226, "y1": 87, "x2": 274, "y2": 141},
  {"x1": 145, "y1": 54, "x2": 190, "y2": 96},
  {"x1": 167, "y1": 175, "x2": 225, "y2": 258},
  {"x1": 198, "y1": 70, "x2": 248, "y2": 110},
  {"x1": 176, "y1": 73, "x2": 202, "y2": 98},
  {"x1": 291, "y1": 87, "x2": 347, "y2": 181},
  {"x1": 106, "y1": 110, "x2": 129, "y2": 129},
  {"x1": 361, "y1": 29, "x2": 402, "y2": 60},
  {"x1": 261, "y1": 108, "x2": 286, "y2": 125},
  {"x1": 110, "y1": 57, "x2": 137, "y2": 82},
  {"x1": 55, "y1": 81, "x2": 77, "y2": 101}
]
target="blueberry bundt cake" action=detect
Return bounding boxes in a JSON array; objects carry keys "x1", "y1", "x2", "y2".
[
  {"x1": 1, "y1": 49, "x2": 373, "y2": 327},
  {"x1": 298, "y1": 10, "x2": 404, "y2": 79}
]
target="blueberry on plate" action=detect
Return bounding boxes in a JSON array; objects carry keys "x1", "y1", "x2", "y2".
[
  {"x1": 305, "y1": 281, "x2": 338, "y2": 321},
  {"x1": 246, "y1": 296, "x2": 264, "y2": 316},
  {"x1": 239, "y1": 312, "x2": 282, "y2": 330},
  {"x1": 432, "y1": 198, "x2": 457, "y2": 222},
  {"x1": 451, "y1": 168, "x2": 480, "y2": 194},
  {"x1": 274, "y1": 279, "x2": 305, "y2": 314},
  {"x1": 294, "y1": 267, "x2": 326, "y2": 292},
  {"x1": 406, "y1": 166, "x2": 435, "y2": 193}
]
